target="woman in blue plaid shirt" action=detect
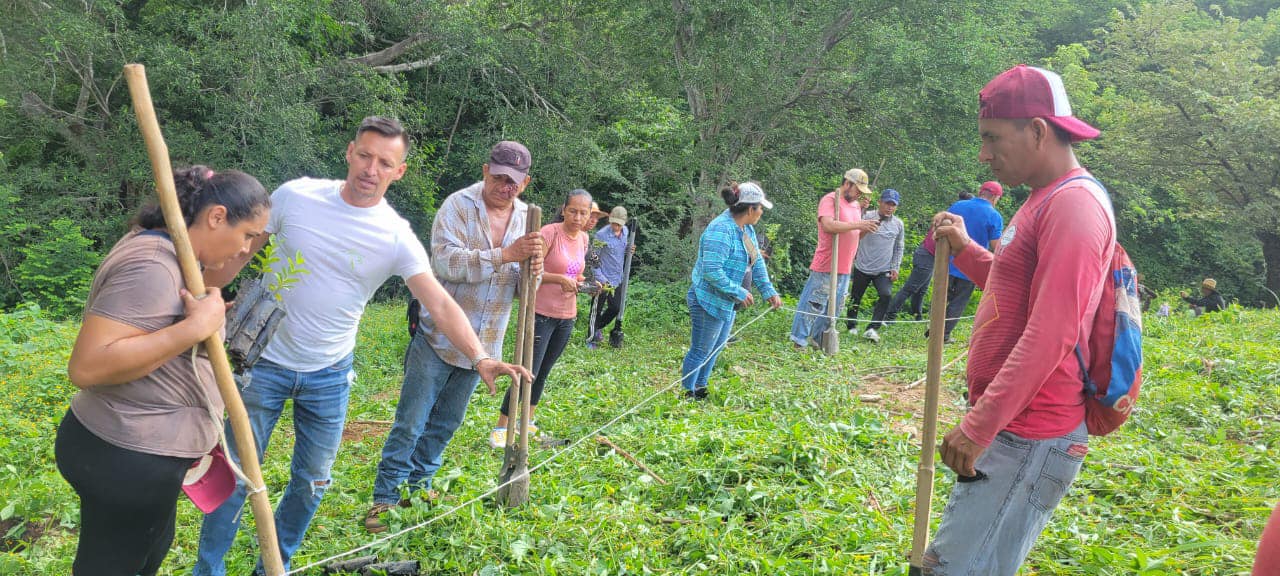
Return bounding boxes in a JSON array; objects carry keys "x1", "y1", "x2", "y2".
[{"x1": 681, "y1": 181, "x2": 783, "y2": 400}]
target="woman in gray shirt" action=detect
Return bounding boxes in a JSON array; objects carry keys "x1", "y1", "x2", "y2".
[{"x1": 56, "y1": 166, "x2": 270, "y2": 576}]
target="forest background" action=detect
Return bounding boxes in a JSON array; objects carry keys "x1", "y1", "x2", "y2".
[{"x1": 2, "y1": 0, "x2": 1279, "y2": 316}]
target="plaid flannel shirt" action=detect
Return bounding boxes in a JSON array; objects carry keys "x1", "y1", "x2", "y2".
[
  {"x1": 420, "y1": 182, "x2": 527, "y2": 368},
  {"x1": 690, "y1": 210, "x2": 777, "y2": 321}
]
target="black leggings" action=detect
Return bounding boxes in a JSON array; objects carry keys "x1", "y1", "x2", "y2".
[
  {"x1": 501, "y1": 314, "x2": 575, "y2": 416},
  {"x1": 55, "y1": 409, "x2": 197, "y2": 576}
]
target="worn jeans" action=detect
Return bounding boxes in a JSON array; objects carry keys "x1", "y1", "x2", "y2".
[
  {"x1": 789, "y1": 270, "x2": 849, "y2": 347},
  {"x1": 885, "y1": 245, "x2": 934, "y2": 322},
  {"x1": 923, "y1": 422, "x2": 1088, "y2": 575},
  {"x1": 681, "y1": 289, "x2": 735, "y2": 391},
  {"x1": 846, "y1": 269, "x2": 895, "y2": 331},
  {"x1": 373, "y1": 331, "x2": 480, "y2": 505},
  {"x1": 194, "y1": 354, "x2": 354, "y2": 576}
]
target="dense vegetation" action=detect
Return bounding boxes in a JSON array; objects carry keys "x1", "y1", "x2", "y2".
[
  {"x1": 2, "y1": 284, "x2": 1278, "y2": 574},
  {"x1": 2, "y1": 0, "x2": 1279, "y2": 315}
]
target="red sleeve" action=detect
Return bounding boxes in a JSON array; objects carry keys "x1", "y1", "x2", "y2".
[
  {"x1": 960, "y1": 187, "x2": 1113, "y2": 446},
  {"x1": 1254, "y1": 502, "x2": 1280, "y2": 576},
  {"x1": 952, "y1": 240, "x2": 994, "y2": 289}
]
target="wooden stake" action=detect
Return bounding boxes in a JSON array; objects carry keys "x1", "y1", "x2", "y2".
[
  {"x1": 595, "y1": 436, "x2": 668, "y2": 485},
  {"x1": 122, "y1": 64, "x2": 284, "y2": 576},
  {"x1": 909, "y1": 220, "x2": 952, "y2": 575}
]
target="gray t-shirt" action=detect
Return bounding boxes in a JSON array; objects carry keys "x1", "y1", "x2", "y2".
[
  {"x1": 853, "y1": 210, "x2": 905, "y2": 275},
  {"x1": 70, "y1": 231, "x2": 222, "y2": 458}
]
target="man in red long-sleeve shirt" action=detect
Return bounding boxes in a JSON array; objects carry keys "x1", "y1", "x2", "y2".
[{"x1": 922, "y1": 65, "x2": 1115, "y2": 575}]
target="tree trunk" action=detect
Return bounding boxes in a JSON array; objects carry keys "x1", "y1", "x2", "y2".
[{"x1": 1259, "y1": 229, "x2": 1280, "y2": 307}]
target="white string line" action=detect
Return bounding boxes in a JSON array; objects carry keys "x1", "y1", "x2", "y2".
[
  {"x1": 286, "y1": 307, "x2": 777, "y2": 575},
  {"x1": 781, "y1": 305, "x2": 975, "y2": 325}
]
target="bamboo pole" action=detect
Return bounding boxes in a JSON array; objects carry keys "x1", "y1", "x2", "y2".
[
  {"x1": 822, "y1": 193, "x2": 842, "y2": 355},
  {"x1": 122, "y1": 64, "x2": 284, "y2": 576},
  {"x1": 908, "y1": 220, "x2": 952, "y2": 575}
]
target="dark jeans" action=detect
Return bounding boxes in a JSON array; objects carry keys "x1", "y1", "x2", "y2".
[
  {"x1": 591, "y1": 289, "x2": 623, "y2": 337},
  {"x1": 885, "y1": 245, "x2": 934, "y2": 322},
  {"x1": 501, "y1": 314, "x2": 575, "y2": 415},
  {"x1": 846, "y1": 269, "x2": 895, "y2": 331},
  {"x1": 56, "y1": 409, "x2": 197, "y2": 576},
  {"x1": 944, "y1": 276, "x2": 977, "y2": 338}
]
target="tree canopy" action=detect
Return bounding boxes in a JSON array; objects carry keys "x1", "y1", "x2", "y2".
[{"x1": 1, "y1": 0, "x2": 1276, "y2": 314}]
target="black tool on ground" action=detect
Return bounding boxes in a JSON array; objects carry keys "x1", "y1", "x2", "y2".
[{"x1": 323, "y1": 556, "x2": 421, "y2": 575}]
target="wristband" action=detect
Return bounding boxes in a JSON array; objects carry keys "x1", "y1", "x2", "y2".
[{"x1": 469, "y1": 353, "x2": 493, "y2": 371}]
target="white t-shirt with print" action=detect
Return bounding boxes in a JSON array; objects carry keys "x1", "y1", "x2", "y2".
[{"x1": 261, "y1": 177, "x2": 430, "y2": 371}]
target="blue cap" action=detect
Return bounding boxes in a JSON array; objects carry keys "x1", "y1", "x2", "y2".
[{"x1": 880, "y1": 189, "x2": 900, "y2": 205}]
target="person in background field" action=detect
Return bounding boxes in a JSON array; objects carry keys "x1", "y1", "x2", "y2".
[
  {"x1": 59, "y1": 166, "x2": 270, "y2": 576},
  {"x1": 1136, "y1": 273, "x2": 1156, "y2": 312},
  {"x1": 1181, "y1": 277, "x2": 1226, "y2": 315},
  {"x1": 490, "y1": 188, "x2": 594, "y2": 448},
  {"x1": 588, "y1": 206, "x2": 635, "y2": 349},
  {"x1": 924, "y1": 64, "x2": 1112, "y2": 575},
  {"x1": 844, "y1": 188, "x2": 905, "y2": 343},
  {"x1": 195, "y1": 118, "x2": 529, "y2": 575},
  {"x1": 681, "y1": 181, "x2": 782, "y2": 400},
  {"x1": 364, "y1": 141, "x2": 544, "y2": 533},
  {"x1": 938, "y1": 180, "x2": 1006, "y2": 343},
  {"x1": 883, "y1": 191, "x2": 973, "y2": 324},
  {"x1": 789, "y1": 168, "x2": 878, "y2": 349}
]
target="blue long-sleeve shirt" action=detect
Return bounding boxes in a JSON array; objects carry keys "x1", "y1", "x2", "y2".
[
  {"x1": 592, "y1": 225, "x2": 629, "y2": 286},
  {"x1": 691, "y1": 210, "x2": 778, "y2": 321}
]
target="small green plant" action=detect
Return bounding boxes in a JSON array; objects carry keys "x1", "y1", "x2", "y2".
[{"x1": 249, "y1": 237, "x2": 310, "y2": 300}]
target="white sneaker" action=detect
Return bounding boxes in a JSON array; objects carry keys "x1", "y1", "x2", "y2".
[
  {"x1": 863, "y1": 327, "x2": 880, "y2": 343},
  {"x1": 488, "y1": 428, "x2": 507, "y2": 449}
]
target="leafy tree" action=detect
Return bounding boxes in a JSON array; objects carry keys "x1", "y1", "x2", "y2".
[{"x1": 1088, "y1": 2, "x2": 1280, "y2": 304}]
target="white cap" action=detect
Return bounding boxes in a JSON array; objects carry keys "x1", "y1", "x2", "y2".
[{"x1": 735, "y1": 182, "x2": 773, "y2": 209}]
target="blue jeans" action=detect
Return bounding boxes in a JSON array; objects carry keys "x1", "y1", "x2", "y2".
[
  {"x1": 194, "y1": 355, "x2": 354, "y2": 576},
  {"x1": 885, "y1": 245, "x2": 934, "y2": 321},
  {"x1": 788, "y1": 270, "x2": 849, "y2": 347},
  {"x1": 373, "y1": 332, "x2": 479, "y2": 504},
  {"x1": 923, "y1": 422, "x2": 1088, "y2": 575},
  {"x1": 680, "y1": 289, "x2": 735, "y2": 392}
]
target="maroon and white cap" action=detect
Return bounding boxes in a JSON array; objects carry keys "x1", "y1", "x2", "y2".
[{"x1": 979, "y1": 64, "x2": 1100, "y2": 142}]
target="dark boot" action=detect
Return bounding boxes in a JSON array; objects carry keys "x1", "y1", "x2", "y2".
[{"x1": 608, "y1": 330, "x2": 624, "y2": 349}]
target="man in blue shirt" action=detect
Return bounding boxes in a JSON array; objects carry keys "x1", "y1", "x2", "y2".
[
  {"x1": 940, "y1": 180, "x2": 1005, "y2": 341},
  {"x1": 588, "y1": 206, "x2": 634, "y2": 348}
]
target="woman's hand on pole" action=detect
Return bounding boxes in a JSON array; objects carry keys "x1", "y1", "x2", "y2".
[
  {"x1": 180, "y1": 287, "x2": 227, "y2": 339},
  {"x1": 767, "y1": 295, "x2": 782, "y2": 310}
]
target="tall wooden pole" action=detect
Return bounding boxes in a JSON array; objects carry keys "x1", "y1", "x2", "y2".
[
  {"x1": 123, "y1": 64, "x2": 284, "y2": 576},
  {"x1": 909, "y1": 222, "x2": 953, "y2": 575}
]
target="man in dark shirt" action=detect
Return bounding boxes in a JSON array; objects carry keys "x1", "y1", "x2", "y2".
[{"x1": 1181, "y1": 277, "x2": 1226, "y2": 315}]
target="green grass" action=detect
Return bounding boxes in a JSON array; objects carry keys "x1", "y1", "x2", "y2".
[{"x1": 2, "y1": 286, "x2": 1278, "y2": 575}]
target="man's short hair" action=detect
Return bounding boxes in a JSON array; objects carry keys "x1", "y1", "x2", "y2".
[{"x1": 356, "y1": 116, "x2": 412, "y2": 156}]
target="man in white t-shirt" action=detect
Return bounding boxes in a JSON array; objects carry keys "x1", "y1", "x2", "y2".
[{"x1": 194, "y1": 117, "x2": 530, "y2": 576}]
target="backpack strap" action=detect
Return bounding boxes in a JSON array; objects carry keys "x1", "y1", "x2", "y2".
[{"x1": 1034, "y1": 174, "x2": 1113, "y2": 399}]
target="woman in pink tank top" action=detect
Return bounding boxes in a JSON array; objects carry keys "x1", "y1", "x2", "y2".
[{"x1": 491, "y1": 189, "x2": 592, "y2": 445}]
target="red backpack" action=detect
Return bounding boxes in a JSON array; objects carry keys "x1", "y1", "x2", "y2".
[{"x1": 1039, "y1": 176, "x2": 1144, "y2": 436}]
